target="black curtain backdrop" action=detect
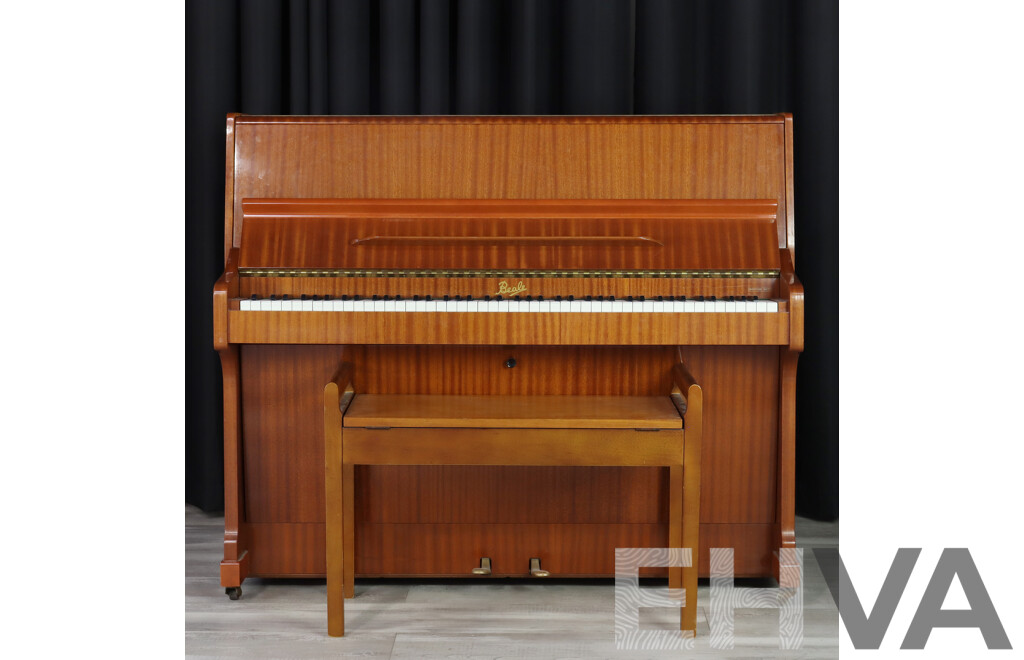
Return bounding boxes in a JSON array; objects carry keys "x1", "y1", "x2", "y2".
[{"x1": 186, "y1": 0, "x2": 838, "y2": 520}]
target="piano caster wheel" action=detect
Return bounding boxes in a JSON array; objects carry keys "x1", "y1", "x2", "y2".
[{"x1": 225, "y1": 587, "x2": 242, "y2": 600}]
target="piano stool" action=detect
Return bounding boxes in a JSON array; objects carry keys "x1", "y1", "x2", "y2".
[{"x1": 322, "y1": 363, "x2": 704, "y2": 637}]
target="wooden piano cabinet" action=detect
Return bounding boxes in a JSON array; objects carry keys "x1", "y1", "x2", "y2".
[{"x1": 215, "y1": 115, "x2": 803, "y2": 598}]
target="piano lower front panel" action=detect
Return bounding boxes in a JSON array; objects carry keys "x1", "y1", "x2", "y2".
[
  {"x1": 237, "y1": 343, "x2": 781, "y2": 579},
  {"x1": 241, "y1": 522, "x2": 776, "y2": 578}
]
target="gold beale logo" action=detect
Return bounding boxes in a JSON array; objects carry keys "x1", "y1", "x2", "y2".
[{"x1": 495, "y1": 280, "x2": 527, "y2": 296}]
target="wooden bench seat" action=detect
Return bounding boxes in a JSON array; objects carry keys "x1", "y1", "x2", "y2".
[{"x1": 324, "y1": 365, "x2": 703, "y2": 637}]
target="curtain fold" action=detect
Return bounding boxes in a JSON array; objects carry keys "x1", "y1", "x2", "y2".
[{"x1": 185, "y1": 0, "x2": 839, "y2": 520}]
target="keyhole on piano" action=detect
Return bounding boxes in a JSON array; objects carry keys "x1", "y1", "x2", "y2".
[{"x1": 504, "y1": 358, "x2": 517, "y2": 368}]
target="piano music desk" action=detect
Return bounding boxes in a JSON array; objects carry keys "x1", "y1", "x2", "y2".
[{"x1": 323, "y1": 364, "x2": 703, "y2": 637}]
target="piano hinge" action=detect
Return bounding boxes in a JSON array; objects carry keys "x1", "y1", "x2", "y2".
[{"x1": 634, "y1": 428, "x2": 662, "y2": 432}]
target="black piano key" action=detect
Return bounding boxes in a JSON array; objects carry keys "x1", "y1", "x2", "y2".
[
  {"x1": 555, "y1": 296, "x2": 562, "y2": 301},
  {"x1": 638, "y1": 296, "x2": 645, "y2": 302},
  {"x1": 657, "y1": 296, "x2": 664, "y2": 302},
  {"x1": 484, "y1": 295, "x2": 491, "y2": 301},
  {"x1": 413, "y1": 295, "x2": 420, "y2": 301},
  {"x1": 586, "y1": 296, "x2": 592, "y2": 301},
  {"x1": 325, "y1": 295, "x2": 332, "y2": 301},
  {"x1": 537, "y1": 295, "x2": 544, "y2": 301},
  {"x1": 300, "y1": 294, "x2": 308, "y2": 301},
  {"x1": 568, "y1": 295, "x2": 574, "y2": 301},
  {"x1": 250, "y1": 294, "x2": 258, "y2": 300},
  {"x1": 709, "y1": 295, "x2": 716, "y2": 301},
  {"x1": 752, "y1": 296, "x2": 758, "y2": 300},
  {"x1": 495, "y1": 295, "x2": 503, "y2": 301},
  {"x1": 466, "y1": 295, "x2": 473, "y2": 300},
  {"x1": 270, "y1": 295, "x2": 277, "y2": 301},
  {"x1": 281, "y1": 294, "x2": 289, "y2": 301},
  {"x1": 626, "y1": 296, "x2": 633, "y2": 302},
  {"x1": 444, "y1": 295, "x2": 450, "y2": 301},
  {"x1": 425, "y1": 295, "x2": 432, "y2": 301},
  {"x1": 695, "y1": 295, "x2": 703, "y2": 302}
]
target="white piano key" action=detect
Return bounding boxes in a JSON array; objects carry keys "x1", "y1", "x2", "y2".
[
  {"x1": 767, "y1": 300, "x2": 779, "y2": 312},
  {"x1": 712, "y1": 300, "x2": 726, "y2": 312},
  {"x1": 755, "y1": 300, "x2": 768, "y2": 312},
  {"x1": 672, "y1": 300, "x2": 687, "y2": 313},
  {"x1": 302, "y1": 298, "x2": 314, "y2": 311},
  {"x1": 270, "y1": 299, "x2": 282, "y2": 311},
  {"x1": 641, "y1": 300, "x2": 655, "y2": 313},
  {"x1": 312, "y1": 299, "x2": 323, "y2": 311},
  {"x1": 498, "y1": 299, "x2": 510, "y2": 312},
  {"x1": 569, "y1": 300, "x2": 583, "y2": 312},
  {"x1": 539, "y1": 300, "x2": 552, "y2": 313},
  {"x1": 340, "y1": 299, "x2": 354, "y2": 312},
  {"x1": 382, "y1": 299, "x2": 396, "y2": 312},
  {"x1": 240, "y1": 299, "x2": 251, "y2": 311},
  {"x1": 456, "y1": 299, "x2": 469, "y2": 312},
  {"x1": 724, "y1": 301, "x2": 736, "y2": 313},
  {"x1": 529, "y1": 299, "x2": 540, "y2": 313},
  {"x1": 600, "y1": 299, "x2": 613, "y2": 313},
  {"x1": 486, "y1": 299, "x2": 500, "y2": 312}
]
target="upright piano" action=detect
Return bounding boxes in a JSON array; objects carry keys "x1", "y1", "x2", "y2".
[{"x1": 214, "y1": 115, "x2": 803, "y2": 596}]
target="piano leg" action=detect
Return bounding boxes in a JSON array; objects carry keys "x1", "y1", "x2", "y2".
[
  {"x1": 218, "y1": 345, "x2": 250, "y2": 594},
  {"x1": 775, "y1": 350, "x2": 799, "y2": 582}
]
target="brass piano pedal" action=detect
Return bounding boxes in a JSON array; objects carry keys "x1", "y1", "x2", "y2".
[
  {"x1": 471, "y1": 557, "x2": 492, "y2": 575},
  {"x1": 529, "y1": 557, "x2": 550, "y2": 578}
]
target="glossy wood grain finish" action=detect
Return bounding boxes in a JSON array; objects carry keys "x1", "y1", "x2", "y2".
[
  {"x1": 239, "y1": 198, "x2": 780, "y2": 272},
  {"x1": 344, "y1": 395, "x2": 682, "y2": 429},
  {"x1": 226, "y1": 116, "x2": 792, "y2": 250},
  {"x1": 238, "y1": 276, "x2": 782, "y2": 301},
  {"x1": 215, "y1": 115, "x2": 803, "y2": 591},
  {"x1": 227, "y1": 310, "x2": 790, "y2": 346}
]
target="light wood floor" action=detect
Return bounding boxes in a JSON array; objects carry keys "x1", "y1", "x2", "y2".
[{"x1": 186, "y1": 505, "x2": 838, "y2": 659}]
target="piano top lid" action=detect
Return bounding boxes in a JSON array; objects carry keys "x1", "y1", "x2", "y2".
[{"x1": 238, "y1": 198, "x2": 781, "y2": 274}]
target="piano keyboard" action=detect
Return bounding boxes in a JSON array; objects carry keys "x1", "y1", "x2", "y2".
[{"x1": 239, "y1": 295, "x2": 779, "y2": 313}]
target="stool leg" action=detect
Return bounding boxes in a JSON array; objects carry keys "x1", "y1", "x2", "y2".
[
  {"x1": 325, "y1": 401, "x2": 345, "y2": 636},
  {"x1": 343, "y1": 463, "x2": 355, "y2": 599},
  {"x1": 681, "y1": 466, "x2": 700, "y2": 635}
]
